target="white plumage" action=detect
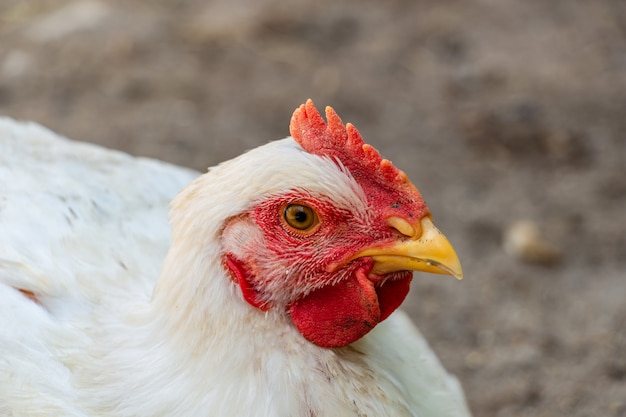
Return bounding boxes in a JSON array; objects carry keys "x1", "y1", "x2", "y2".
[{"x1": 0, "y1": 113, "x2": 472, "y2": 416}]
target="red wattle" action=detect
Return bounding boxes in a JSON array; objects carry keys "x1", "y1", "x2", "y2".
[
  {"x1": 377, "y1": 272, "x2": 413, "y2": 321},
  {"x1": 288, "y1": 269, "x2": 412, "y2": 348}
]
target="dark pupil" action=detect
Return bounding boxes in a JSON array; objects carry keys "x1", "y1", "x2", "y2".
[{"x1": 294, "y1": 209, "x2": 308, "y2": 223}]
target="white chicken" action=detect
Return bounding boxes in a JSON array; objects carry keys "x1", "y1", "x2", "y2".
[{"x1": 0, "y1": 100, "x2": 472, "y2": 417}]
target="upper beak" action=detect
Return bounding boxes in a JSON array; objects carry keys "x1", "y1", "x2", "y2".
[{"x1": 354, "y1": 216, "x2": 463, "y2": 279}]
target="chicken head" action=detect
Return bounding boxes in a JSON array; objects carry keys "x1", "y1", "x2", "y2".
[{"x1": 220, "y1": 100, "x2": 462, "y2": 348}]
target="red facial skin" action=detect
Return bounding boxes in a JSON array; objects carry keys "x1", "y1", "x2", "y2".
[{"x1": 221, "y1": 191, "x2": 414, "y2": 348}]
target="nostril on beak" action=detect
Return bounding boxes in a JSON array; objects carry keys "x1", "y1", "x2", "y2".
[{"x1": 385, "y1": 216, "x2": 418, "y2": 239}]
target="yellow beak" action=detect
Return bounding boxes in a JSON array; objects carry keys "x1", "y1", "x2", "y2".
[{"x1": 355, "y1": 216, "x2": 463, "y2": 279}]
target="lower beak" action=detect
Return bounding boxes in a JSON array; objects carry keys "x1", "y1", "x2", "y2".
[{"x1": 355, "y1": 217, "x2": 463, "y2": 279}]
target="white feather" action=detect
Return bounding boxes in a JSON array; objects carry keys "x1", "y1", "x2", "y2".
[{"x1": 0, "y1": 117, "x2": 471, "y2": 416}]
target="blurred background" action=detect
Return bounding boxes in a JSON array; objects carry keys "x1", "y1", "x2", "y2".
[{"x1": 1, "y1": 1, "x2": 625, "y2": 415}]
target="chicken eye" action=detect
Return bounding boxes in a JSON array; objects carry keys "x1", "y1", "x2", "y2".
[{"x1": 283, "y1": 204, "x2": 319, "y2": 233}]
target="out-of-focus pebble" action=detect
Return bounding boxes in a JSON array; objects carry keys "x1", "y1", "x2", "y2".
[{"x1": 504, "y1": 220, "x2": 562, "y2": 265}]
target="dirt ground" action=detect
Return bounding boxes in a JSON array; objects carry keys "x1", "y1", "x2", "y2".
[{"x1": 1, "y1": 1, "x2": 625, "y2": 415}]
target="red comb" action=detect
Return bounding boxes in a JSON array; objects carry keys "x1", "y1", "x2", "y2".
[
  {"x1": 290, "y1": 99, "x2": 412, "y2": 187},
  {"x1": 289, "y1": 99, "x2": 427, "y2": 221}
]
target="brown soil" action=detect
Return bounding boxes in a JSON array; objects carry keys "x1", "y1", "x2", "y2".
[{"x1": 2, "y1": 1, "x2": 625, "y2": 415}]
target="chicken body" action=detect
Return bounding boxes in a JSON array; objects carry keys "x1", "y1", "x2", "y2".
[{"x1": 0, "y1": 104, "x2": 472, "y2": 417}]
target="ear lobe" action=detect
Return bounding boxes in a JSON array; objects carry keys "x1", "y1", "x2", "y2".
[{"x1": 223, "y1": 254, "x2": 271, "y2": 311}]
